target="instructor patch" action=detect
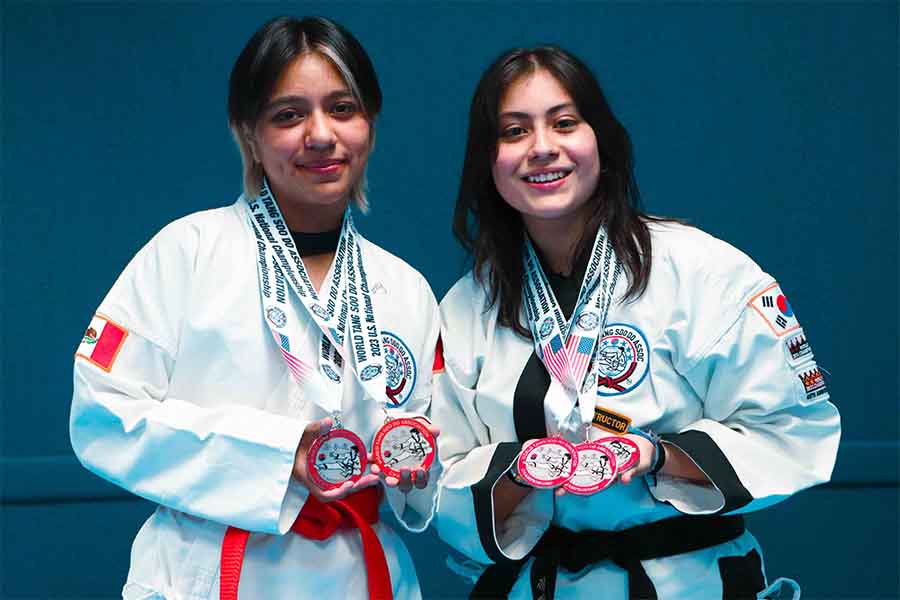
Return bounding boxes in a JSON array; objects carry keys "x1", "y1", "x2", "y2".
[
  {"x1": 76, "y1": 314, "x2": 128, "y2": 372},
  {"x1": 383, "y1": 331, "x2": 416, "y2": 407},
  {"x1": 592, "y1": 405, "x2": 632, "y2": 434},
  {"x1": 596, "y1": 323, "x2": 650, "y2": 396},
  {"x1": 748, "y1": 282, "x2": 800, "y2": 337}
]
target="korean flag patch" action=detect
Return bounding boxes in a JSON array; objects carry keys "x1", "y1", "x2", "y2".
[{"x1": 748, "y1": 282, "x2": 800, "y2": 338}]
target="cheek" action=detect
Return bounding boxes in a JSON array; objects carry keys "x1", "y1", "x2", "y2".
[
  {"x1": 570, "y1": 136, "x2": 601, "y2": 183},
  {"x1": 257, "y1": 130, "x2": 297, "y2": 162},
  {"x1": 343, "y1": 120, "x2": 372, "y2": 159}
]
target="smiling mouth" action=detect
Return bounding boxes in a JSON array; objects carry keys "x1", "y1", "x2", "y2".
[{"x1": 522, "y1": 170, "x2": 572, "y2": 184}]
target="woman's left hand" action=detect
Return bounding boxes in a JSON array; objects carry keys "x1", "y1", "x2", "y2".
[
  {"x1": 617, "y1": 433, "x2": 657, "y2": 485},
  {"x1": 554, "y1": 433, "x2": 658, "y2": 497},
  {"x1": 369, "y1": 423, "x2": 441, "y2": 494}
]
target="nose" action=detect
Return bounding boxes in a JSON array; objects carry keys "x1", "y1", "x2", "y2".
[
  {"x1": 529, "y1": 125, "x2": 558, "y2": 161},
  {"x1": 305, "y1": 110, "x2": 336, "y2": 151}
]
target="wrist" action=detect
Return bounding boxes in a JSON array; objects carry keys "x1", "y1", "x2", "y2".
[
  {"x1": 649, "y1": 440, "x2": 667, "y2": 476},
  {"x1": 505, "y1": 465, "x2": 531, "y2": 489}
]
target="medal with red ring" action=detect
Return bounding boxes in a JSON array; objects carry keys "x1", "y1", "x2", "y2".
[
  {"x1": 307, "y1": 424, "x2": 368, "y2": 490},
  {"x1": 563, "y1": 442, "x2": 618, "y2": 495},
  {"x1": 597, "y1": 435, "x2": 640, "y2": 473},
  {"x1": 372, "y1": 417, "x2": 436, "y2": 479},
  {"x1": 516, "y1": 437, "x2": 579, "y2": 488}
]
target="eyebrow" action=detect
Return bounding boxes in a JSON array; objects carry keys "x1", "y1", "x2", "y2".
[
  {"x1": 499, "y1": 102, "x2": 576, "y2": 120},
  {"x1": 263, "y1": 90, "x2": 354, "y2": 112}
]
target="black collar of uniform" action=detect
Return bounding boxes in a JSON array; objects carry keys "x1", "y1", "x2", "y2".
[{"x1": 290, "y1": 227, "x2": 341, "y2": 257}]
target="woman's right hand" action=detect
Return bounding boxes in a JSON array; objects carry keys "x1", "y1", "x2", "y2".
[{"x1": 292, "y1": 418, "x2": 380, "y2": 503}]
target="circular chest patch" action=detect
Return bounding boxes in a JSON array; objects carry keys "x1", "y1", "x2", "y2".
[
  {"x1": 596, "y1": 323, "x2": 650, "y2": 396},
  {"x1": 382, "y1": 331, "x2": 416, "y2": 407}
]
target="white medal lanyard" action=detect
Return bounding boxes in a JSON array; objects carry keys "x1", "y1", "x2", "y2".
[
  {"x1": 523, "y1": 228, "x2": 622, "y2": 437},
  {"x1": 247, "y1": 179, "x2": 388, "y2": 425}
]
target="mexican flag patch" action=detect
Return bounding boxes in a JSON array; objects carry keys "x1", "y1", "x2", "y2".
[{"x1": 76, "y1": 314, "x2": 128, "y2": 372}]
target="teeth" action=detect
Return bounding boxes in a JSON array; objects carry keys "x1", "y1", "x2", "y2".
[{"x1": 526, "y1": 171, "x2": 567, "y2": 183}]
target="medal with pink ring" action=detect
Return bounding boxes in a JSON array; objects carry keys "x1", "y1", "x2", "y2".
[
  {"x1": 307, "y1": 417, "x2": 368, "y2": 490},
  {"x1": 516, "y1": 437, "x2": 579, "y2": 488},
  {"x1": 372, "y1": 417, "x2": 436, "y2": 479},
  {"x1": 597, "y1": 436, "x2": 640, "y2": 473},
  {"x1": 564, "y1": 442, "x2": 618, "y2": 495}
]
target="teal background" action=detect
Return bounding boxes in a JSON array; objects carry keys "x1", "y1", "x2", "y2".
[{"x1": 2, "y1": 1, "x2": 897, "y2": 598}]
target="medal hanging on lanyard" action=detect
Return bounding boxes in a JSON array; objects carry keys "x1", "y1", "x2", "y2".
[
  {"x1": 518, "y1": 227, "x2": 622, "y2": 488},
  {"x1": 372, "y1": 416, "x2": 436, "y2": 479},
  {"x1": 249, "y1": 180, "x2": 434, "y2": 489},
  {"x1": 248, "y1": 180, "x2": 369, "y2": 490}
]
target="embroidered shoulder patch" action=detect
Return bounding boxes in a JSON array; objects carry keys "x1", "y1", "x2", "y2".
[
  {"x1": 76, "y1": 314, "x2": 128, "y2": 372},
  {"x1": 748, "y1": 282, "x2": 800, "y2": 338},
  {"x1": 798, "y1": 366, "x2": 829, "y2": 402},
  {"x1": 784, "y1": 329, "x2": 814, "y2": 364}
]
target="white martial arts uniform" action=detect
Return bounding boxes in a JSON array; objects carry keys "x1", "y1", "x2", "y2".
[
  {"x1": 435, "y1": 221, "x2": 840, "y2": 599},
  {"x1": 70, "y1": 200, "x2": 441, "y2": 599}
]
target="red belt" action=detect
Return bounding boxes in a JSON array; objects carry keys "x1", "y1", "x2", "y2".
[{"x1": 219, "y1": 486, "x2": 392, "y2": 600}]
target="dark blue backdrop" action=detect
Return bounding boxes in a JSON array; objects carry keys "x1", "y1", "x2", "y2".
[{"x1": 2, "y1": 2, "x2": 897, "y2": 598}]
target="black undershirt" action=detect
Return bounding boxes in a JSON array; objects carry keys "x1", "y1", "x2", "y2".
[{"x1": 290, "y1": 227, "x2": 341, "y2": 257}]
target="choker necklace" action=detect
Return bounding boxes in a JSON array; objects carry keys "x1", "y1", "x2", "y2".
[{"x1": 291, "y1": 227, "x2": 341, "y2": 257}]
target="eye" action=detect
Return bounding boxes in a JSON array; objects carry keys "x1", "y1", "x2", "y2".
[
  {"x1": 500, "y1": 125, "x2": 528, "y2": 140},
  {"x1": 555, "y1": 117, "x2": 579, "y2": 131},
  {"x1": 331, "y1": 101, "x2": 359, "y2": 118},
  {"x1": 272, "y1": 109, "x2": 303, "y2": 124}
]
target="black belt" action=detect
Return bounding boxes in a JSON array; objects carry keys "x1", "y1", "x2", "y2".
[{"x1": 470, "y1": 514, "x2": 745, "y2": 600}]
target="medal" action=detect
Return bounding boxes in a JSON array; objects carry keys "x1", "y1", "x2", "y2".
[
  {"x1": 597, "y1": 435, "x2": 640, "y2": 473},
  {"x1": 307, "y1": 427, "x2": 368, "y2": 490},
  {"x1": 563, "y1": 441, "x2": 618, "y2": 495},
  {"x1": 372, "y1": 417, "x2": 436, "y2": 479},
  {"x1": 516, "y1": 437, "x2": 579, "y2": 488}
]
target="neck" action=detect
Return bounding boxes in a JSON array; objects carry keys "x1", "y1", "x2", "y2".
[
  {"x1": 268, "y1": 183, "x2": 348, "y2": 233},
  {"x1": 523, "y1": 214, "x2": 588, "y2": 276}
]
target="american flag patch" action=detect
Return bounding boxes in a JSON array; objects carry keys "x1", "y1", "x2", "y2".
[
  {"x1": 273, "y1": 332, "x2": 312, "y2": 383},
  {"x1": 566, "y1": 335, "x2": 595, "y2": 381},
  {"x1": 542, "y1": 334, "x2": 568, "y2": 382}
]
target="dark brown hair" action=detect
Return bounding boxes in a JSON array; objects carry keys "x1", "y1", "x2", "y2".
[
  {"x1": 227, "y1": 16, "x2": 382, "y2": 207},
  {"x1": 453, "y1": 46, "x2": 659, "y2": 336}
]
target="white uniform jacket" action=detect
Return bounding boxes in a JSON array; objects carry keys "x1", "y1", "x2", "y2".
[
  {"x1": 434, "y1": 221, "x2": 840, "y2": 599},
  {"x1": 70, "y1": 201, "x2": 441, "y2": 600}
]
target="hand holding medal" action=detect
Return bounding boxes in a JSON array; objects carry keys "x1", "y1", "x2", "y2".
[
  {"x1": 370, "y1": 417, "x2": 440, "y2": 492},
  {"x1": 295, "y1": 417, "x2": 379, "y2": 502}
]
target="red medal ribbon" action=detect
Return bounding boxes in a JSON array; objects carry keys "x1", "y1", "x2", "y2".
[{"x1": 219, "y1": 486, "x2": 392, "y2": 600}]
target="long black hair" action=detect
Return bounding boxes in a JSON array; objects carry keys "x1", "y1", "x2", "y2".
[{"x1": 453, "y1": 46, "x2": 659, "y2": 337}]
